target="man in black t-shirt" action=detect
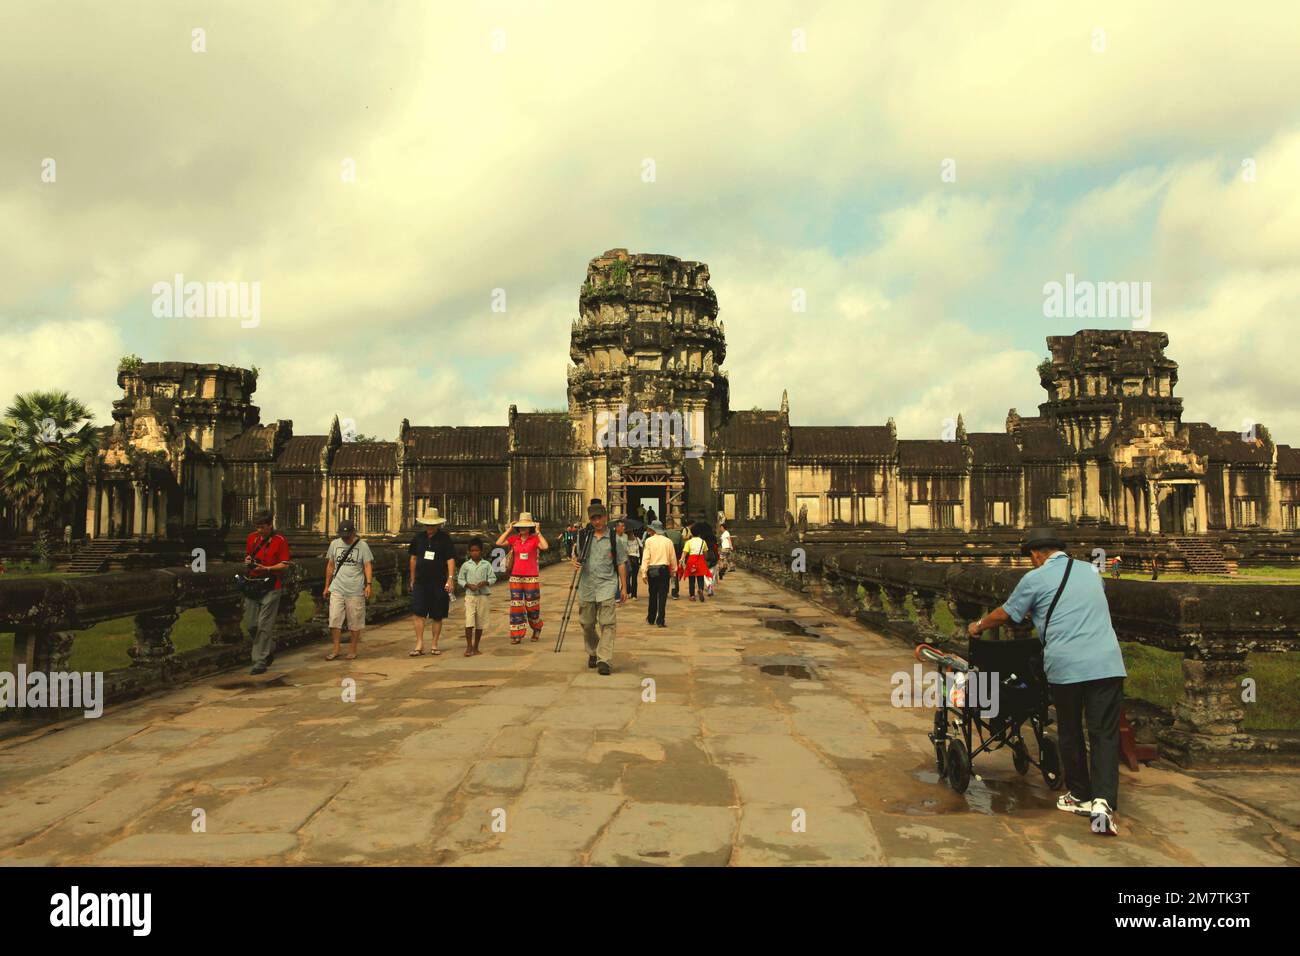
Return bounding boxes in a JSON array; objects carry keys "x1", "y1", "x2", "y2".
[{"x1": 408, "y1": 508, "x2": 456, "y2": 656}]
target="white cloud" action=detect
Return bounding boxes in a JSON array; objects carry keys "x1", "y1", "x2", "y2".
[{"x1": 3, "y1": 318, "x2": 124, "y2": 424}]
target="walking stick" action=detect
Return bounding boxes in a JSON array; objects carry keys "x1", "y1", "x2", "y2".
[
  {"x1": 554, "y1": 529, "x2": 592, "y2": 653},
  {"x1": 553, "y1": 561, "x2": 582, "y2": 653}
]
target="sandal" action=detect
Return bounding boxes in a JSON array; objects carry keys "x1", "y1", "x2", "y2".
[
  {"x1": 345, "y1": 653, "x2": 356, "y2": 660},
  {"x1": 408, "y1": 649, "x2": 425, "y2": 657},
  {"x1": 325, "y1": 651, "x2": 340, "y2": 661},
  {"x1": 511, "y1": 638, "x2": 522, "y2": 645},
  {"x1": 430, "y1": 649, "x2": 442, "y2": 656},
  {"x1": 464, "y1": 648, "x2": 475, "y2": 657}
]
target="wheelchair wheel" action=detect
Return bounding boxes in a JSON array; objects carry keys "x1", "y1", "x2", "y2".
[
  {"x1": 932, "y1": 711, "x2": 947, "y2": 776},
  {"x1": 1011, "y1": 736, "x2": 1030, "y2": 775},
  {"x1": 945, "y1": 738, "x2": 971, "y2": 795},
  {"x1": 1039, "y1": 736, "x2": 1064, "y2": 790}
]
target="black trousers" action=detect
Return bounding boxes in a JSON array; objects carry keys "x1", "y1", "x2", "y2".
[
  {"x1": 1051, "y1": 677, "x2": 1124, "y2": 810},
  {"x1": 646, "y1": 568, "x2": 670, "y2": 625},
  {"x1": 626, "y1": 556, "x2": 640, "y2": 597}
]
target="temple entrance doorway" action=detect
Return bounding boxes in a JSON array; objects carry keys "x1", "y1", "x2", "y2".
[
  {"x1": 609, "y1": 465, "x2": 685, "y2": 527},
  {"x1": 1157, "y1": 482, "x2": 1197, "y2": 534}
]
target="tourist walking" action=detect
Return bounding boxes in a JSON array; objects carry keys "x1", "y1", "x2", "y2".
[
  {"x1": 966, "y1": 528, "x2": 1127, "y2": 836},
  {"x1": 496, "y1": 512, "x2": 549, "y2": 643},
  {"x1": 242, "y1": 509, "x2": 291, "y2": 675},
  {"x1": 664, "y1": 518, "x2": 684, "y2": 599},
  {"x1": 680, "y1": 530, "x2": 711, "y2": 600},
  {"x1": 719, "y1": 522, "x2": 735, "y2": 580},
  {"x1": 624, "y1": 521, "x2": 642, "y2": 598},
  {"x1": 639, "y1": 520, "x2": 677, "y2": 627},
  {"x1": 408, "y1": 508, "x2": 455, "y2": 656},
  {"x1": 573, "y1": 500, "x2": 627, "y2": 675},
  {"x1": 457, "y1": 538, "x2": 494, "y2": 656},
  {"x1": 322, "y1": 518, "x2": 373, "y2": 661}
]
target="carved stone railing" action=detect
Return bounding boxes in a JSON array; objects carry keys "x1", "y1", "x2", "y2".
[
  {"x1": 0, "y1": 546, "x2": 409, "y2": 726},
  {"x1": 735, "y1": 538, "x2": 1300, "y2": 766}
]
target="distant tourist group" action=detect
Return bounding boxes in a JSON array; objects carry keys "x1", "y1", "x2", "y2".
[{"x1": 237, "y1": 503, "x2": 737, "y2": 678}]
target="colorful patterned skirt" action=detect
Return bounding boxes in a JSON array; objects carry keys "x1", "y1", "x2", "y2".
[{"x1": 509, "y1": 575, "x2": 543, "y2": 641}]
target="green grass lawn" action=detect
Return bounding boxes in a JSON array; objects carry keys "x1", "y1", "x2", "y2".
[
  {"x1": 1113, "y1": 564, "x2": 1300, "y2": 584},
  {"x1": 1121, "y1": 643, "x2": 1299, "y2": 731},
  {"x1": 0, "y1": 592, "x2": 318, "y2": 675}
]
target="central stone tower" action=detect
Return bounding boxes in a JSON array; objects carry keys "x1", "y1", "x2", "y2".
[{"x1": 566, "y1": 249, "x2": 729, "y2": 522}]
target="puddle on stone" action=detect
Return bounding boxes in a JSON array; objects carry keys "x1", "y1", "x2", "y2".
[
  {"x1": 761, "y1": 618, "x2": 848, "y2": 646},
  {"x1": 745, "y1": 602, "x2": 791, "y2": 611},
  {"x1": 760, "y1": 663, "x2": 817, "y2": 680},
  {"x1": 909, "y1": 768, "x2": 1039, "y2": 816}
]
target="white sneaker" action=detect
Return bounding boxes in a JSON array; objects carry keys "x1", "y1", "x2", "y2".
[
  {"x1": 1056, "y1": 792, "x2": 1093, "y2": 816},
  {"x1": 1090, "y1": 799, "x2": 1119, "y2": 836}
]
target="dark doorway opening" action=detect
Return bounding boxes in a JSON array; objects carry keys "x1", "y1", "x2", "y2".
[{"x1": 634, "y1": 486, "x2": 666, "y2": 524}]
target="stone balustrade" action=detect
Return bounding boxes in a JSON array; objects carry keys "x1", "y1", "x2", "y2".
[
  {"x1": 734, "y1": 537, "x2": 1300, "y2": 766},
  {"x1": 0, "y1": 547, "x2": 415, "y2": 724}
]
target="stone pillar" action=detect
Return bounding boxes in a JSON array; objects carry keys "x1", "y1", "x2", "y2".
[
  {"x1": 207, "y1": 595, "x2": 245, "y2": 644},
  {"x1": 136, "y1": 481, "x2": 149, "y2": 536},
  {"x1": 275, "y1": 567, "x2": 303, "y2": 637},
  {"x1": 1016, "y1": 469, "x2": 1027, "y2": 529},
  {"x1": 1263, "y1": 464, "x2": 1282, "y2": 531},
  {"x1": 130, "y1": 607, "x2": 178, "y2": 667},
  {"x1": 1160, "y1": 649, "x2": 1251, "y2": 762},
  {"x1": 960, "y1": 474, "x2": 972, "y2": 532}
]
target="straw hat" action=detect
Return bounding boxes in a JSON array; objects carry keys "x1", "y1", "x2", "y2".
[
  {"x1": 511, "y1": 511, "x2": 538, "y2": 528},
  {"x1": 416, "y1": 507, "x2": 447, "y2": 526}
]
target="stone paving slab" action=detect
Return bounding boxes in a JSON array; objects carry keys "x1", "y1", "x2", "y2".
[{"x1": 0, "y1": 563, "x2": 1297, "y2": 866}]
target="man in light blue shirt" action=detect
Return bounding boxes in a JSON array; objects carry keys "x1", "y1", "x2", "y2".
[{"x1": 966, "y1": 528, "x2": 1125, "y2": 836}]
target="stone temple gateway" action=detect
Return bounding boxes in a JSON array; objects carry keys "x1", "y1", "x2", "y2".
[{"x1": 45, "y1": 249, "x2": 1300, "y2": 548}]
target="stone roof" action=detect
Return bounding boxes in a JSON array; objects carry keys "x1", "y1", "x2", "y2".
[
  {"x1": 788, "y1": 426, "x2": 895, "y2": 461},
  {"x1": 1186, "y1": 423, "x2": 1273, "y2": 464},
  {"x1": 1017, "y1": 424, "x2": 1074, "y2": 460},
  {"x1": 513, "y1": 413, "x2": 581, "y2": 454},
  {"x1": 404, "y1": 426, "x2": 508, "y2": 463},
  {"x1": 225, "y1": 424, "x2": 279, "y2": 460},
  {"x1": 333, "y1": 442, "x2": 398, "y2": 474},
  {"x1": 276, "y1": 435, "x2": 328, "y2": 471},
  {"x1": 898, "y1": 440, "x2": 966, "y2": 471},
  {"x1": 968, "y1": 432, "x2": 1022, "y2": 467},
  {"x1": 711, "y1": 410, "x2": 785, "y2": 453},
  {"x1": 1277, "y1": 445, "x2": 1300, "y2": 478}
]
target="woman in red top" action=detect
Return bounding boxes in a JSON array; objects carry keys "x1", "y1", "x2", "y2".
[{"x1": 494, "y1": 512, "x2": 550, "y2": 643}]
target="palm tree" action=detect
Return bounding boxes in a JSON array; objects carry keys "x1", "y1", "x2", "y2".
[{"x1": 0, "y1": 391, "x2": 99, "y2": 562}]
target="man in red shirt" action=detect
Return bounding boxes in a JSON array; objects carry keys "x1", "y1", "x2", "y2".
[
  {"x1": 243, "y1": 509, "x2": 291, "y2": 675},
  {"x1": 494, "y1": 512, "x2": 550, "y2": 643}
]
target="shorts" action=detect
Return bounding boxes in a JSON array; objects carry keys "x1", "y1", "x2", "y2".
[
  {"x1": 329, "y1": 592, "x2": 366, "y2": 630},
  {"x1": 411, "y1": 581, "x2": 450, "y2": 619},
  {"x1": 464, "y1": 593, "x2": 490, "y2": 630}
]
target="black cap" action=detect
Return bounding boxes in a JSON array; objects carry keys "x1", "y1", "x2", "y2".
[
  {"x1": 1020, "y1": 527, "x2": 1067, "y2": 556},
  {"x1": 339, "y1": 519, "x2": 357, "y2": 536}
]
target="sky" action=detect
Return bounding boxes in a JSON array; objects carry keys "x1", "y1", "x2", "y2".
[{"x1": 3, "y1": 1, "x2": 1299, "y2": 445}]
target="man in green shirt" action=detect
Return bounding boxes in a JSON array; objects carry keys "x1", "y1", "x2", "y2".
[
  {"x1": 573, "y1": 500, "x2": 628, "y2": 675},
  {"x1": 663, "y1": 518, "x2": 684, "y2": 600}
]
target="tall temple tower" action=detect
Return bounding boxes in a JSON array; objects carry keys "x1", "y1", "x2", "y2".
[{"x1": 566, "y1": 249, "x2": 729, "y2": 522}]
